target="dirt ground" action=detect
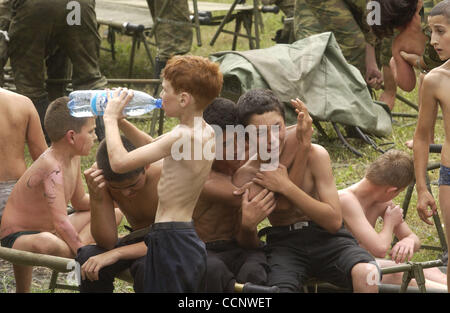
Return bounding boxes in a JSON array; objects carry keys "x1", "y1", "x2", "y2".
[{"x1": 0, "y1": 258, "x2": 76, "y2": 293}]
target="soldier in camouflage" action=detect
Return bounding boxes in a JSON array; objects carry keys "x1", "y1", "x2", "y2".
[
  {"x1": 147, "y1": 0, "x2": 193, "y2": 77},
  {"x1": 6, "y1": 0, "x2": 107, "y2": 141}
]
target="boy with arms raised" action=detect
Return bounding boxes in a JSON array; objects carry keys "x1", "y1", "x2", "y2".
[
  {"x1": 103, "y1": 55, "x2": 222, "y2": 292},
  {"x1": 413, "y1": 0, "x2": 450, "y2": 290},
  {"x1": 77, "y1": 135, "x2": 161, "y2": 293},
  {"x1": 339, "y1": 150, "x2": 447, "y2": 290},
  {"x1": 0, "y1": 97, "x2": 96, "y2": 292},
  {"x1": 240, "y1": 89, "x2": 379, "y2": 293}
]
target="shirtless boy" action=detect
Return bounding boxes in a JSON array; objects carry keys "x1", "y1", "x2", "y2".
[
  {"x1": 0, "y1": 97, "x2": 95, "y2": 292},
  {"x1": 238, "y1": 89, "x2": 379, "y2": 292},
  {"x1": 76, "y1": 135, "x2": 162, "y2": 293},
  {"x1": 103, "y1": 55, "x2": 222, "y2": 292},
  {"x1": 339, "y1": 150, "x2": 447, "y2": 290},
  {"x1": 0, "y1": 88, "x2": 47, "y2": 222},
  {"x1": 194, "y1": 97, "x2": 276, "y2": 292},
  {"x1": 413, "y1": 0, "x2": 450, "y2": 290}
]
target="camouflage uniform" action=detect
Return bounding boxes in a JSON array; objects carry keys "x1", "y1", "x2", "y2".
[
  {"x1": 147, "y1": 0, "x2": 192, "y2": 62},
  {"x1": 294, "y1": 0, "x2": 376, "y2": 75},
  {"x1": 0, "y1": 0, "x2": 11, "y2": 86},
  {"x1": 8, "y1": 0, "x2": 107, "y2": 139}
]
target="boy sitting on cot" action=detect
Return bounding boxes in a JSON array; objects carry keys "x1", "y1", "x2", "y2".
[
  {"x1": 413, "y1": 0, "x2": 450, "y2": 291},
  {"x1": 339, "y1": 150, "x2": 447, "y2": 291},
  {"x1": 103, "y1": 55, "x2": 223, "y2": 292},
  {"x1": 0, "y1": 97, "x2": 97, "y2": 292}
]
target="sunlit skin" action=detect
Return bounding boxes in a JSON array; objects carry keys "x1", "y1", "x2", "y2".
[{"x1": 413, "y1": 12, "x2": 450, "y2": 291}]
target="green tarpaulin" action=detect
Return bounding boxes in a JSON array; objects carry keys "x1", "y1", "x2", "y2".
[{"x1": 210, "y1": 32, "x2": 391, "y2": 137}]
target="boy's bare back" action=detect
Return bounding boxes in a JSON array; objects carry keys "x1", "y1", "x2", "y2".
[{"x1": 0, "y1": 88, "x2": 47, "y2": 181}]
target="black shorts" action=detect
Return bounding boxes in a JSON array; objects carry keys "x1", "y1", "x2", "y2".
[
  {"x1": 143, "y1": 221, "x2": 207, "y2": 292},
  {"x1": 264, "y1": 221, "x2": 378, "y2": 292}
]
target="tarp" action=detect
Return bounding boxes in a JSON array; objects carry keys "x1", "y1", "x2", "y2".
[{"x1": 210, "y1": 32, "x2": 392, "y2": 137}]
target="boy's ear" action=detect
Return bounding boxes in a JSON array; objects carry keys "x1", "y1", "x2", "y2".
[
  {"x1": 416, "y1": 0, "x2": 423, "y2": 14},
  {"x1": 386, "y1": 186, "x2": 399, "y2": 195},
  {"x1": 65, "y1": 130, "x2": 76, "y2": 145},
  {"x1": 179, "y1": 92, "x2": 191, "y2": 108}
]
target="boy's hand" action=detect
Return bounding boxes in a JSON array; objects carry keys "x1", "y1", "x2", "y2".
[
  {"x1": 252, "y1": 164, "x2": 291, "y2": 194},
  {"x1": 390, "y1": 237, "x2": 415, "y2": 264},
  {"x1": 291, "y1": 98, "x2": 313, "y2": 148},
  {"x1": 83, "y1": 164, "x2": 107, "y2": 201},
  {"x1": 104, "y1": 87, "x2": 134, "y2": 120},
  {"x1": 399, "y1": 51, "x2": 420, "y2": 68},
  {"x1": 384, "y1": 205, "x2": 403, "y2": 227},
  {"x1": 241, "y1": 188, "x2": 276, "y2": 230},
  {"x1": 81, "y1": 250, "x2": 120, "y2": 281},
  {"x1": 416, "y1": 190, "x2": 437, "y2": 225}
]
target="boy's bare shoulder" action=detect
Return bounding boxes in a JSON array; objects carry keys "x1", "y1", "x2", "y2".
[{"x1": 309, "y1": 144, "x2": 330, "y2": 162}]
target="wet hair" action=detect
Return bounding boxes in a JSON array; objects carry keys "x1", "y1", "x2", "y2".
[
  {"x1": 365, "y1": 149, "x2": 414, "y2": 189},
  {"x1": 44, "y1": 96, "x2": 89, "y2": 143},
  {"x1": 203, "y1": 97, "x2": 238, "y2": 129},
  {"x1": 162, "y1": 55, "x2": 223, "y2": 110},
  {"x1": 96, "y1": 136, "x2": 145, "y2": 182},
  {"x1": 429, "y1": 0, "x2": 450, "y2": 20},
  {"x1": 370, "y1": 0, "x2": 419, "y2": 39},
  {"x1": 236, "y1": 89, "x2": 285, "y2": 127}
]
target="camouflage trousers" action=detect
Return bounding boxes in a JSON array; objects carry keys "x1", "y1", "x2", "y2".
[
  {"x1": 8, "y1": 0, "x2": 107, "y2": 101},
  {"x1": 147, "y1": 0, "x2": 192, "y2": 61},
  {"x1": 294, "y1": 0, "x2": 367, "y2": 74}
]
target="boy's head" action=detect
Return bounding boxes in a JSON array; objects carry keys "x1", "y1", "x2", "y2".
[
  {"x1": 204, "y1": 97, "x2": 241, "y2": 168},
  {"x1": 365, "y1": 149, "x2": 414, "y2": 197},
  {"x1": 237, "y1": 89, "x2": 286, "y2": 157},
  {"x1": 161, "y1": 55, "x2": 223, "y2": 115},
  {"x1": 429, "y1": 0, "x2": 450, "y2": 60},
  {"x1": 96, "y1": 136, "x2": 147, "y2": 197},
  {"x1": 370, "y1": 0, "x2": 420, "y2": 39},
  {"x1": 44, "y1": 97, "x2": 96, "y2": 154}
]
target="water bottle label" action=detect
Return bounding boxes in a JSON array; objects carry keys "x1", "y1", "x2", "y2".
[{"x1": 90, "y1": 91, "x2": 108, "y2": 115}]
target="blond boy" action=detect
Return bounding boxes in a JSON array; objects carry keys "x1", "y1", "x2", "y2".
[
  {"x1": 414, "y1": 0, "x2": 450, "y2": 290},
  {"x1": 103, "y1": 55, "x2": 223, "y2": 292},
  {"x1": 339, "y1": 150, "x2": 447, "y2": 290},
  {"x1": 0, "y1": 97, "x2": 96, "y2": 292}
]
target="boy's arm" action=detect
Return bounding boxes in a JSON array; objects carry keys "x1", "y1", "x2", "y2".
[
  {"x1": 103, "y1": 89, "x2": 179, "y2": 173},
  {"x1": 26, "y1": 100, "x2": 48, "y2": 160},
  {"x1": 390, "y1": 221, "x2": 421, "y2": 263},
  {"x1": 118, "y1": 119, "x2": 154, "y2": 147},
  {"x1": 44, "y1": 166, "x2": 83, "y2": 255},
  {"x1": 71, "y1": 164, "x2": 90, "y2": 211},
  {"x1": 83, "y1": 165, "x2": 118, "y2": 250},
  {"x1": 253, "y1": 146, "x2": 342, "y2": 233},
  {"x1": 413, "y1": 72, "x2": 440, "y2": 225},
  {"x1": 81, "y1": 241, "x2": 147, "y2": 281},
  {"x1": 201, "y1": 171, "x2": 244, "y2": 208},
  {"x1": 339, "y1": 193, "x2": 402, "y2": 258}
]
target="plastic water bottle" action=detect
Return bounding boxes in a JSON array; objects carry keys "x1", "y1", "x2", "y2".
[{"x1": 67, "y1": 90, "x2": 162, "y2": 117}]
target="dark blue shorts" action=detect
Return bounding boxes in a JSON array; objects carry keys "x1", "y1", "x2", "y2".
[
  {"x1": 439, "y1": 165, "x2": 450, "y2": 186},
  {"x1": 143, "y1": 221, "x2": 207, "y2": 293}
]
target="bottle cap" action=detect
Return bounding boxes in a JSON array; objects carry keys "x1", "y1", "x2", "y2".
[{"x1": 155, "y1": 99, "x2": 162, "y2": 108}]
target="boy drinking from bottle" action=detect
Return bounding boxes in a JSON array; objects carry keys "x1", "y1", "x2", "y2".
[{"x1": 103, "y1": 55, "x2": 223, "y2": 292}]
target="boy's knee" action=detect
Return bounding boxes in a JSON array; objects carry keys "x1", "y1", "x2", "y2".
[
  {"x1": 351, "y1": 262, "x2": 381, "y2": 291},
  {"x1": 28, "y1": 232, "x2": 65, "y2": 255},
  {"x1": 237, "y1": 262, "x2": 268, "y2": 286}
]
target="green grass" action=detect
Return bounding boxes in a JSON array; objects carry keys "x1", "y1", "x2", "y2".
[{"x1": 9, "y1": 1, "x2": 446, "y2": 292}]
